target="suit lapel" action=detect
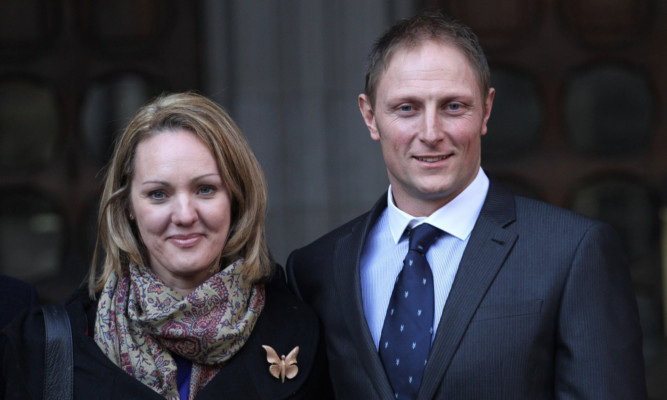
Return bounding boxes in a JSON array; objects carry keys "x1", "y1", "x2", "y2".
[
  {"x1": 332, "y1": 195, "x2": 396, "y2": 399},
  {"x1": 418, "y1": 180, "x2": 518, "y2": 399}
]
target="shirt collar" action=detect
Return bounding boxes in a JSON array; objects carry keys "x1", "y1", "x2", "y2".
[{"x1": 387, "y1": 168, "x2": 489, "y2": 243}]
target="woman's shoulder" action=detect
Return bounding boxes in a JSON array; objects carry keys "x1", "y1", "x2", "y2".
[
  {"x1": 259, "y1": 265, "x2": 320, "y2": 340},
  {"x1": 202, "y1": 265, "x2": 332, "y2": 399},
  {"x1": 263, "y1": 266, "x2": 318, "y2": 320},
  {"x1": 1, "y1": 286, "x2": 87, "y2": 399},
  {"x1": 2, "y1": 285, "x2": 93, "y2": 350}
]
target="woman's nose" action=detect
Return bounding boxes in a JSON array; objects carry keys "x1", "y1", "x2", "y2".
[{"x1": 171, "y1": 195, "x2": 197, "y2": 226}]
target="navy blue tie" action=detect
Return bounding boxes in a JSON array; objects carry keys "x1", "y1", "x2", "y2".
[{"x1": 379, "y1": 223, "x2": 442, "y2": 400}]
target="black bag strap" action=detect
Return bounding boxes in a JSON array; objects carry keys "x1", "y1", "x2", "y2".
[{"x1": 42, "y1": 304, "x2": 73, "y2": 400}]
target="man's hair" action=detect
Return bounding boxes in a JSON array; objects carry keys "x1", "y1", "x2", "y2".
[
  {"x1": 88, "y1": 92, "x2": 272, "y2": 296},
  {"x1": 364, "y1": 11, "x2": 490, "y2": 106}
]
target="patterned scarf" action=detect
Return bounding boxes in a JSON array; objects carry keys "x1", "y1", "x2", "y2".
[{"x1": 94, "y1": 259, "x2": 265, "y2": 400}]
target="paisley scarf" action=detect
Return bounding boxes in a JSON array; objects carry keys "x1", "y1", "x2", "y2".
[{"x1": 94, "y1": 259, "x2": 265, "y2": 399}]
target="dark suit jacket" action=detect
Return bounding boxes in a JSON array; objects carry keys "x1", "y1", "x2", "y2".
[
  {"x1": 286, "y1": 180, "x2": 647, "y2": 399},
  {"x1": 0, "y1": 274, "x2": 38, "y2": 330},
  {"x1": 1, "y1": 269, "x2": 332, "y2": 399}
]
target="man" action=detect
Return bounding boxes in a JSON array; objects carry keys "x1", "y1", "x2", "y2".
[{"x1": 286, "y1": 12, "x2": 646, "y2": 399}]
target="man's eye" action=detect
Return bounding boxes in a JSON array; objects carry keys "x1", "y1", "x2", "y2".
[
  {"x1": 448, "y1": 103, "x2": 461, "y2": 111},
  {"x1": 399, "y1": 105, "x2": 413, "y2": 112}
]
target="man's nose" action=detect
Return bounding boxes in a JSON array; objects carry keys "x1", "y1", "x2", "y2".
[{"x1": 420, "y1": 108, "x2": 444, "y2": 144}]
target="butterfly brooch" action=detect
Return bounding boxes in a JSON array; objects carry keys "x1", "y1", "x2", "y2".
[{"x1": 262, "y1": 345, "x2": 299, "y2": 383}]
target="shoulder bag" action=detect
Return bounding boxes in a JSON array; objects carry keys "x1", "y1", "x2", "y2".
[{"x1": 41, "y1": 304, "x2": 73, "y2": 400}]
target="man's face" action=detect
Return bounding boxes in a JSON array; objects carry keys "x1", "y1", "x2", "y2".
[{"x1": 359, "y1": 40, "x2": 494, "y2": 216}]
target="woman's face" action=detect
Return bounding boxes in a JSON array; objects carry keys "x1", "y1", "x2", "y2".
[{"x1": 129, "y1": 128, "x2": 232, "y2": 295}]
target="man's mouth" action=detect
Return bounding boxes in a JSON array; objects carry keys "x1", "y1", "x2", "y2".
[{"x1": 414, "y1": 155, "x2": 449, "y2": 162}]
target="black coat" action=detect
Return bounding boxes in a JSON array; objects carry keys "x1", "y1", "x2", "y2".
[
  {"x1": 1, "y1": 269, "x2": 332, "y2": 399},
  {"x1": 0, "y1": 274, "x2": 38, "y2": 330}
]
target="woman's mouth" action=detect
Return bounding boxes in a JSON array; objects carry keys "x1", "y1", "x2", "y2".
[{"x1": 169, "y1": 234, "x2": 203, "y2": 247}]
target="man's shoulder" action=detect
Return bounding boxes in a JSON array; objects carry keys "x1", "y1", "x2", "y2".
[
  {"x1": 514, "y1": 194, "x2": 593, "y2": 221},
  {"x1": 510, "y1": 193, "x2": 607, "y2": 236},
  {"x1": 292, "y1": 210, "x2": 372, "y2": 255},
  {"x1": 483, "y1": 179, "x2": 608, "y2": 238},
  {"x1": 284, "y1": 200, "x2": 384, "y2": 284},
  {"x1": 294, "y1": 193, "x2": 387, "y2": 255}
]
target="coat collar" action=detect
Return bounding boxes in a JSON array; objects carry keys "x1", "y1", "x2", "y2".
[
  {"x1": 418, "y1": 179, "x2": 518, "y2": 399},
  {"x1": 204, "y1": 273, "x2": 321, "y2": 399},
  {"x1": 332, "y1": 194, "x2": 396, "y2": 398},
  {"x1": 74, "y1": 272, "x2": 321, "y2": 400}
]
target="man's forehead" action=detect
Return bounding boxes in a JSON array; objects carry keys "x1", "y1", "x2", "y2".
[
  {"x1": 385, "y1": 39, "x2": 466, "y2": 70},
  {"x1": 377, "y1": 40, "x2": 482, "y2": 90}
]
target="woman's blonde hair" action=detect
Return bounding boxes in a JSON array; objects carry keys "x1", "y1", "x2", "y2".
[{"x1": 88, "y1": 92, "x2": 272, "y2": 296}]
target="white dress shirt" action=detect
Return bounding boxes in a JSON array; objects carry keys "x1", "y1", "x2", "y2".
[{"x1": 360, "y1": 168, "x2": 489, "y2": 349}]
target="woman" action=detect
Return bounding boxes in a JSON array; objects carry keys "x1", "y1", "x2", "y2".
[{"x1": 2, "y1": 93, "x2": 331, "y2": 399}]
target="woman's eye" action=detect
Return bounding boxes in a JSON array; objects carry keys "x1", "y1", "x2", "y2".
[
  {"x1": 148, "y1": 191, "x2": 166, "y2": 200},
  {"x1": 198, "y1": 185, "x2": 216, "y2": 195}
]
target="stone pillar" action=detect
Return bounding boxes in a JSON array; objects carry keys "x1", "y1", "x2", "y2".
[{"x1": 201, "y1": 0, "x2": 415, "y2": 263}]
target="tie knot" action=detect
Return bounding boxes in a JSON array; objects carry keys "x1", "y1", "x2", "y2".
[{"x1": 408, "y1": 223, "x2": 442, "y2": 254}]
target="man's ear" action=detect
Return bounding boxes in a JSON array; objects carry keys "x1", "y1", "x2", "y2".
[
  {"x1": 359, "y1": 94, "x2": 380, "y2": 141},
  {"x1": 481, "y1": 87, "x2": 495, "y2": 137}
]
